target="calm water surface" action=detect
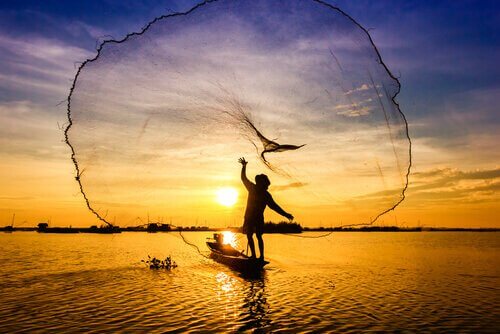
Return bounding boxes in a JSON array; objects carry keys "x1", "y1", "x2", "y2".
[{"x1": 0, "y1": 232, "x2": 498, "y2": 333}]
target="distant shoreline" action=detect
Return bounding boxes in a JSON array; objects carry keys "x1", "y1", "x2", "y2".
[{"x1": 1, "y1": 226, "x2": 498, "y2": 233}]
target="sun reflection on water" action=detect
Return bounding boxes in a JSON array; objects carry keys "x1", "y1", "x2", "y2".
[
  {"x1": 222, "y1": 231, "x2": 238, "y2": 248},
  {"x1": 216, "y1": 271, "x2": 235, "y2": 293},
  {"x1": 215, "y1": 271, "x2": 239, "y2": 326}
]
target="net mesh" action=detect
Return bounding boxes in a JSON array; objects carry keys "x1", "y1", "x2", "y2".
[{"x1": 65, "y1": 0, "x2": 411, "y2": 227}]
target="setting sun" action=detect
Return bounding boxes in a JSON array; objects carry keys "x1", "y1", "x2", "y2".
[{"x1": 215, "y1": 187, "x2": 238, "y2": 207}]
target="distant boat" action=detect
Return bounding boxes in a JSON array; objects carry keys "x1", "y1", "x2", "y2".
[
  {"x1": 206, "y1": 233, "x2": 269, "y2": 273},
  {"x1": 38, "y1": 227, "x2": 79, "y2": 234},
  {"x1": 37, "y1": 221, "x2": 78, "y2": 233},
  {"x1": 87, "y1": 225, "x2": 122, "y2": 234}
]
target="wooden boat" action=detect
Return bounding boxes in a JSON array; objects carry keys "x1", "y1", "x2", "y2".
[{"x1": 206, "y1": 233, "x2": 269, "y2": 273}]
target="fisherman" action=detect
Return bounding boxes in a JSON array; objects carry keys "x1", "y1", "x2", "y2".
[{"x1": 238, "y1": 157, "x2": 293, "y2": 261}]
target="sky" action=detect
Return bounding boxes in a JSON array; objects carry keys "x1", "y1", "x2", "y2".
[{"x1": 1, "y1": 0, "x2": 499, "y2": 228}]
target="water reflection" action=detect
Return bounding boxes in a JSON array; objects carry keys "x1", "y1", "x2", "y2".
[
  {"x1": 215, "y1": 271, "x2": 239, "y2": 327},
  {"x1": 1, "y1": 233, "x2": 498, "y2": 332},
  {"x1": 221, "y1": 231, "x2": 238, "y2": 248},
  {"x1": 216, "y1": 271, "x2": 235, "y2": 294},
  {"x1": 239, "y1": 275, "x2": 271, "y2": 332},
  {"x1": 214, "y1": 270, "x2": 271, "y2": 332}
]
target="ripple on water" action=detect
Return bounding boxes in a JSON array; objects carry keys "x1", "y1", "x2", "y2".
[{"x1": 0, "y1": 232, "x2": 499, "y2": 332}]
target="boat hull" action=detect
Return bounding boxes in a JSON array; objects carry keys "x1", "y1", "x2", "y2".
[{"x1": 207, "y1": 241, "x2": 269, "y2": 273}]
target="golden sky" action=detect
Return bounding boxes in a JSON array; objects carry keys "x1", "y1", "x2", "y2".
[{"x1": 1, "y1": 0, "x2": 498, "y2": 228}]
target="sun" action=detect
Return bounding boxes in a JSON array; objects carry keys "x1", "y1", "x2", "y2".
[{"x1": 215, "y1": 187, "x2": 238, "y2": 207}]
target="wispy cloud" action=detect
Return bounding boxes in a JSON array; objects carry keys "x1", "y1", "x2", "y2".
[
  {"x1": 0, "y1": 33, "x2": 92, "y2": 100},
  {"x1": 335, "y1": 105, "x2": 372, "y2": 117},
  {"x1": 0, "y1": 100, "x2": 68, "y2": 160},
  {"x1": 413, "y1": 168, "x2": 500, "y2": 182},
  {"x1": 272, "y1": 182, "x2": 308, "y2": 191},
  {"x1": 360, "y1": 167, "x2": 500, "y2": 207},
  {"x1": 344, "y1": 83, "x2": 370, "y2": 95}
]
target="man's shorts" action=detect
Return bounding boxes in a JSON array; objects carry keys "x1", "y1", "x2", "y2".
[{"x1": 242, "y1": 219, "x2": 264, "y2": 235}]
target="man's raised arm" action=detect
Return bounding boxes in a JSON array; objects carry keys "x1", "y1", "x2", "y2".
[{"x1": 238, "y1": 157, "x2": 252, "y2": 190}]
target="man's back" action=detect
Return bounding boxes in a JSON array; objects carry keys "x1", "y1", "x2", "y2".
[
  {"x1": 243, "y1": 182, "x2": 270, "y2": 223},
  {"x1": 239, "y1": 157, "x2": 293, "y2": 224}
]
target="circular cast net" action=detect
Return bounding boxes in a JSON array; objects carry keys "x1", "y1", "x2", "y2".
[{"x1": 66, "y1": 0, "x2": 411, "y2": 227}]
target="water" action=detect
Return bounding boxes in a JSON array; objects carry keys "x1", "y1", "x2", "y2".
[{"x1": 0, "y1": 232, "x2": 498, "y2": 333}]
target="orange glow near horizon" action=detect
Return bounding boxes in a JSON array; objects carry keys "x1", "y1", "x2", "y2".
[{"x1": 0, "y1": 152, "x2": 499, "y2": 228}]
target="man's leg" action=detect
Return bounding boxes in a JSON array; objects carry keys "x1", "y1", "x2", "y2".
[
  {"x1": 246, "y1": 233, "x2": 256, "y2": 258},
  {"x1": 256, "y1": 233, "x2": 264, "y2": 260}
]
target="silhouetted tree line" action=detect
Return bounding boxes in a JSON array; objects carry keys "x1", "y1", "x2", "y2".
[{"x1": 263, "y1": 221, "x2": 302, "y2": 233}]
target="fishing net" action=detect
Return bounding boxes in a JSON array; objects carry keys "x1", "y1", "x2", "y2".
[{"x1": 66, "y1": 0, "x2": 411, "y2": 227}]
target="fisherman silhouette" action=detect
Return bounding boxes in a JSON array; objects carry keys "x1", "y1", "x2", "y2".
[{"x1": 239, "y1": 157, "x2": 293, "y2": 260}]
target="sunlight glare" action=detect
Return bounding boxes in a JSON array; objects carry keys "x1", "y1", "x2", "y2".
[
  {"x1": 222, "y1": 231, "x2": 237, "y2": 248},
  {"x1": 215, "y1": 187, "x2": 238, "y2": 207},
  {"x1": 215, "y1": 271, "x2": 235, "y2": 293}
]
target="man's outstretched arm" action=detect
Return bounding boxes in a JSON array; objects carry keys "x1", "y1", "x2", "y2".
[
  {"x1": 239, "y1": 157, "x2": 252, "y2": 190},
  {"x1": 266, "y1": 194, "x2": 294, "y2": 221}
]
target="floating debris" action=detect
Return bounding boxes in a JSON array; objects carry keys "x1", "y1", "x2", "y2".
[{"x1": 142, "y1": 255, "x2": 177, "y2": 270}]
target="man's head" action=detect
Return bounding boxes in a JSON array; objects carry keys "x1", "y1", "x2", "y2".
[{"x1": 255, "y1": 174, "x2": 270, "y2": 190}]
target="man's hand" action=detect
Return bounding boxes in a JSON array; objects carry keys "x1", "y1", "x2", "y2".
[
  {"x1": 238, "y1": 157, "x2": 248, "y2": 166},
  {"x1": 285, "y1": 213, "x2": 294, "y2": 221}
]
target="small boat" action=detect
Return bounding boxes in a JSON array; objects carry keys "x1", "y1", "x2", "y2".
[{"x1": 206, "y1": 233, "x2": 269, "y2": 273}]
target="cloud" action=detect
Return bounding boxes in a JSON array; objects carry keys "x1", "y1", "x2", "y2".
[
  {"x1": 272, "y1": 182, "x2": 308, "y2": 191},
  {"x1": 0, "y1": 100, "x2": 68, "y2": 160},
  {"x1": 360, "y1": 167, "x2": 500, "y2": 206},
  {"x1": 0, "y1": 33, "x2": 92, "y2": 101},
  {"x1": 408, "y1": 86, "x2": 500, "y2": 167},
  {"x1": 0, "y1": 30, "x2": 98, "y2": 161},
  {"x1": 336, "y1": 106, "x2": 372, "y2": 117},
  {"x1": 413, "y1": 168, "x2": 500, "y2": 182},
  {"x1": 344, "y1": 83, "x2": 371, "y2": 95}
]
